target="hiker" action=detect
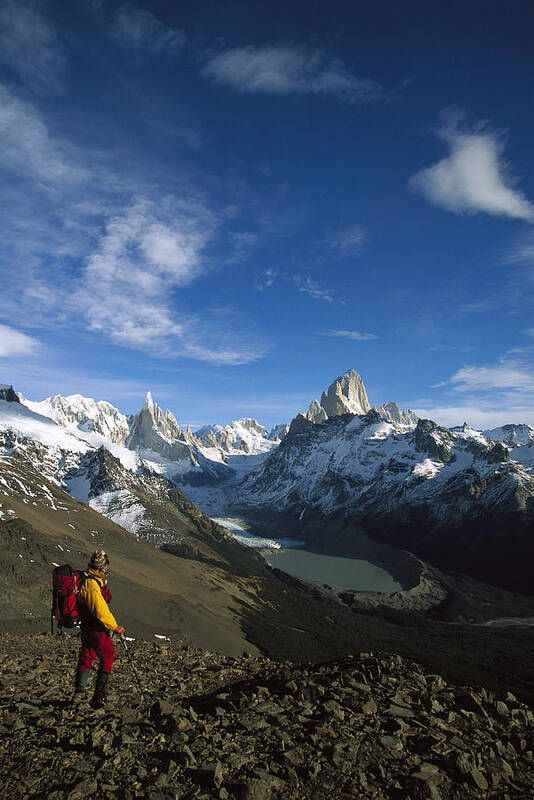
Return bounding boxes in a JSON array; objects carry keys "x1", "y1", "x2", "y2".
[{"x1": 73, "y1": 549, "x2": 125, "y2": 708}]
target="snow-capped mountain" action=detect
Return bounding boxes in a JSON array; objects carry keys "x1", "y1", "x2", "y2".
[
  {"x1": 483, "y1": 423, "x2": 534, "y2": 447},
  {"x1": 19, "y1": 392, "x2": 130, "y2": 445},
  {"x1": 0, "y1": 395, "x2": 262, "y2": 572},
  {"x1": 240, "y1": 409, "x2": 512, "y2": 517},
  {"x1": 5, "y1": 369, "x2": 534, "y2": 592},
  {"x1": 238, "y1": 402, "x2": 534, "y2": 592},
  {"x1": 195, "y1": 417, "x2": 283, "y2": 457}
]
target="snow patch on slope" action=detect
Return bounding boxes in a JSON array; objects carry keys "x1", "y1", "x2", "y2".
[
  {"x1": 89, "y1": 490, "x2": 146, "y2": 535},
  {"x1": 0, "y1": 400, "x2": 90, "y2": 454}
]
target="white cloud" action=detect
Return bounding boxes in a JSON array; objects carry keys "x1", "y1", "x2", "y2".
[
  {"x1": 324, "y1": 225, "x2": 367, "y2": 256},
  {"x1": 507, "y1": 231, "x2": 534, "y2": 274},
  {"x1": 75, "y1": 200, "x2": 267, "y2": 365},
  {"x1": 448, "y1": 360, "x2": 534, "y2": 392},
  {"x1": 256, "y1": 269, "x2": 338, "y2": 303},
  {"x1": 412, "y1": 403, "x2": 534, "y2": 429},
  {"x1": 202, "y1": 44, "x2": 383, "y2": 104},
  {"x1": 256, "y1": 269, "x2": 277, "y2": 291},
  {"x1": 419, "y1": 352, "x2": 534, "y2": 428},
  {"x1": 0, "y1": 0, "x2": 65, "y2": 93},
  {"x1": 111, "y1": 3, "x2": 185, "y2": 57},
  {"x1": 0, "y1": 84, "x2": 87, "y2": 184},
  {"x1": 0, "y1": 85, "x2": 268, "y2": 367},
  {"x1": 320, "y1": 330, "x2": 377, "y2": 340},
  {"x1": 293, "y1": 276, "x2": 336, "y2": 303},
  {"x1": 0, "y1": 325, "x2": 39, "y2": 357},
  {"x1": 409, "y1": 113, "x2": 534, "y2": 221}
]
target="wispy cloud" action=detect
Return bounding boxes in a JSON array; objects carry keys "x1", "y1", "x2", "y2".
[
  {"x1": 0, "y1": 0, "x2": 65, "y2": 93},
  {"x1": 256, "y1": 269, "x2": 339, "y2": 303},
  {"x1": 412, "y1": 402, "x2": 534, "y2": 429},
  {"x1": 202, "y1": 44, "x2": 384, "y2": 104},
  {"x1": 409, "y1": 111, "x2": 534, "y2": 221},
  {"x1": 506, "y1": 230, "x2": 534, "y2": 275},
  {"x1": 428, "y1": 344, "x2": 478, "y2": 353},
  {"x1": 111, "y1": 3, "x2": 185, "y2": 58},
  {"x1": 256, "y1": 268, "x2": 277, "y2": 291},
  {"x1": 323, "y1": 225, "x2": 367, "y2": 256},
  {"x1": 0, "y1": 84, "x2": 268, "y2": 366},
  {"x1": 419, "y1": 350, "x2": 534, "y2": 427},
  {"x1": 74, "y1": 199, "x2": 267, "y2": 365},
  {"x1": 448, "y1": 359, "x2": 534, "y2": 392},
  {"x1": 0, "y1": 324, "x2": 40, "y2": 357},
  {"x1": 319, "y1": 330, "x2": 377, "y2": 340},
  {"x1": 294, "y1": 275, "x2": 336, "y2": 303},
  {"x1": 0, "y1": 84, "x2": 87, "y2": 184}
]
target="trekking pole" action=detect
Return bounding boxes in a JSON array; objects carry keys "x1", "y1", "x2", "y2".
[{"x1": 118, "y1": 635, "x2": 147, "y2": 702}]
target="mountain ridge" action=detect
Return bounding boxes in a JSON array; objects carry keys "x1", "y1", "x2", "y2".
[{"x1": 5, "y1": 370, "x2": 534, "y2": 595}]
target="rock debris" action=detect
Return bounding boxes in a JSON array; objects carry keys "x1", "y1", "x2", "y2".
[{"x1": 1, "y1": 633, "x2": 533, "y2": 799}]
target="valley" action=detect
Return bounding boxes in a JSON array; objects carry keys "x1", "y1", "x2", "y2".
[{"x1": 1, "y1": 372, "x2": 534, "y2": 707}]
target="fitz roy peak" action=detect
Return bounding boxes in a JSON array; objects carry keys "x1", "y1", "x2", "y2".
[
  {"x1": 306, "y1": 369, "x2": 370, "y2": 420},
  {"x1": 305, "y1": 370, "x2": 417, "y2": 427},
  {"x1": 321, "y1": 368, "x2": 371, "y2": 417}
]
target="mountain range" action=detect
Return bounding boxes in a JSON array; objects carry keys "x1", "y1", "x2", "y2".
[
  {"x1": 3, "y1": 374, "x2": 534, "y2": 709},
  {"x1": 2, "y1": 369, "x2": 534, "y2": 597}
]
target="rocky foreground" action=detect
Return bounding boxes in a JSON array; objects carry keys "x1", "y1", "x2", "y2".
[{"x1": 1, "y1": 634, "x2": 533, "y2": 799}]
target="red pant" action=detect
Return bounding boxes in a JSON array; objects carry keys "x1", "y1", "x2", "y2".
[{"x1": 78, "y1": 627, "x2": 115, "y2": 674}]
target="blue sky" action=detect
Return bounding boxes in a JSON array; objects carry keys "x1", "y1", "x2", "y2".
[{"x1": 1, "y1": 0, "x2": 534, "y2": 429}]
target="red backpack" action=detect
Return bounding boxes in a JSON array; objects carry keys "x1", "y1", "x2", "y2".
[{"x1": 51, "y1": 564, "x2": 82, "y2": 632}]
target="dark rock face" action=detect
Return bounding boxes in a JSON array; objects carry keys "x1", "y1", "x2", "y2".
[
  {"x1": 0, "y1": 385, "x2": 20, "y2": 403},
  {"x1": 1, "y1": 633, "x2": 533, "y2": 799}
]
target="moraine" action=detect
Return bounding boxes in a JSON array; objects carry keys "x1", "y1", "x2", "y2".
[{"x1": 213, "y1": 517, "x2": 403, "y2": 592}]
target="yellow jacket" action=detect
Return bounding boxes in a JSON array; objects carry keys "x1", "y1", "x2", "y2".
[{"x1": 78, "y1": 569, "x2": 118, "y2": 631}]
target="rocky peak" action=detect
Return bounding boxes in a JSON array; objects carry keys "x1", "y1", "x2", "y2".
[
  {"x1": 306, "y1": 399, "x2": 328, "y2": 423},
  {"x1": 143, "y1": 390, "x2": 155, "y2": 411},
  {"x1": 321, "y1": 369, "x2": 371, "y2": 417},
  {"x1": 235, "y1": 417, "x2": 267, "y2": 436},
  {"x1": 132, "y1": 392, "x2": 181, "y2": 443},
  {"x1": 267, "y1": 422, "x2": 290, "y2": 441},
  {"x1": 304, "y1": 369, "x2": 370, "y2": 423},
  {"x1": 127, "y1": 393, "x2": 195, "y2": 464},
  {"x1": 304, "y1": 372, "x2": 417, "y2": 428},
  {"x1": 288, "y1": 413, "x2": 312, "y2": 436},
  {"x1": 374, "y1": 401, "x2": 418, "y2": 427},
  {"x1": 0, "y1": 384, "x2": 20, "y2": 403}
]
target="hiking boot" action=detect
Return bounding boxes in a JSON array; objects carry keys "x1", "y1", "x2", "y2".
[
  {"x1": 90, "y1": 672, "x2": 109, "y2": 709},
  {"x1": 72, "y1": 668, "x2": 89, "y2": 704}
]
